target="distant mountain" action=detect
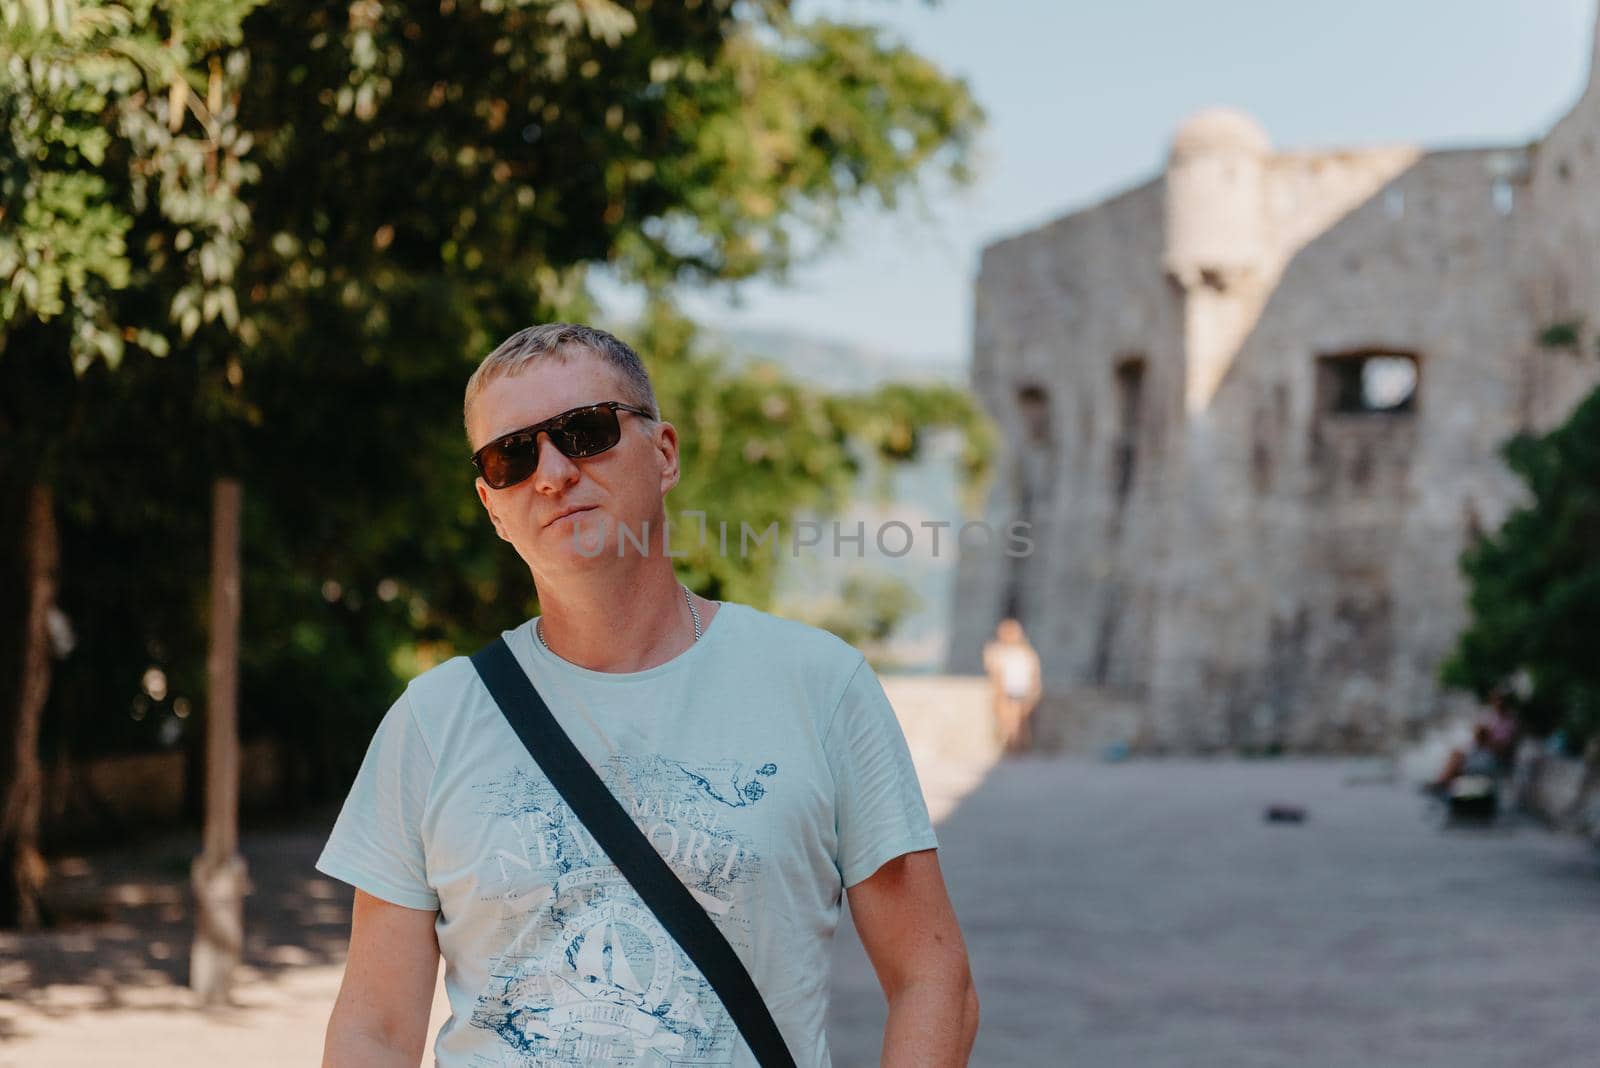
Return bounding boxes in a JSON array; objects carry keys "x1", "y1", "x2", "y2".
[{"x1": 703, "y1": 324, "x2": 966, "y2": 392}]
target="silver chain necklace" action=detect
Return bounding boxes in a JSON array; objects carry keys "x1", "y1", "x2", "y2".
[{"x1": 537, "y1": 583, "x2": 702, "y2": 650}]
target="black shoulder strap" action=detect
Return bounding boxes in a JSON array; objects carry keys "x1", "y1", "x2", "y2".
[{"x1": 469, "y1": 636, "x2": 797, "y2": 1068}]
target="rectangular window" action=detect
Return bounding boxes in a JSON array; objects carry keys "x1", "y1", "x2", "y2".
[
  {"x1": 1112, "y1": 357, "x2": 1146, "y2": 504},
  {"x1": 1309, "y1": 350, "x2": 1421, "y2": 498},
  {"x1": 1315, "y1": 351, "x2": 1419, "y2": 415},
  {"x1": 1016, "y1": 384, "x2": 1052, "y2": 444}
]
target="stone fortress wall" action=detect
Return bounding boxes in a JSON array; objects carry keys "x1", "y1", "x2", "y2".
[{"x1": 948, "y1": 18, "x2": 1600, "y2": 752}]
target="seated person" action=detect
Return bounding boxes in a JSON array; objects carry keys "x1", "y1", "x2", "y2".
[{"x1": 1426, "y1": 724, "x2": 1500, "y2": 797}]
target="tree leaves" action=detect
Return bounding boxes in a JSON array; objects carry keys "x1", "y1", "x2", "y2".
[
  {"x1": 0, "y1": 0, "x2": 262, "y2": 368},
  {"x1": 1443, "y1": 385, "x2": 1600, "y2": 746}
]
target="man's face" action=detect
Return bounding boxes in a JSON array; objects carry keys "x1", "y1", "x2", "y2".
[{"x1": 470, "y1": 351, "x2": 679, "y2": 578}]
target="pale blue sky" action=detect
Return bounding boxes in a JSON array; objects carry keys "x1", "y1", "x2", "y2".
[{"x1": 604, "y1": 0, "x2": 1598, "y2": 365}]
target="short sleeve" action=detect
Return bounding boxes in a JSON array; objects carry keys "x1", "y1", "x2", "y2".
[
  {"x1": 314, "y1": 690, "x2": 440, "y2": 911},
  {"x1": 824, "y1": 657, "x2": 939, "y2": 888}
]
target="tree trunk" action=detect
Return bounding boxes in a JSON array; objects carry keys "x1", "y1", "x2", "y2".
[
  {"x1": 0, "y1": 483, "x2": 58, "y2": 930},
  {"x1": 190, "y1": 477, "x2": 248, "y2": 1004}
]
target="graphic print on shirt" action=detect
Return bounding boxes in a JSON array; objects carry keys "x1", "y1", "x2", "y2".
[{"x1": 465, "y1": 754, "x2": 778, "y2": 1067}]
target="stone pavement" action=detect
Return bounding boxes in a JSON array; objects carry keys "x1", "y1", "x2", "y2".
[
  {"x1": 829, "y1": 757, "x2": 1600, "y2": 1067},
  {"x1": 5, "y1": 756, "x2": 1600, "y2": 1066}
]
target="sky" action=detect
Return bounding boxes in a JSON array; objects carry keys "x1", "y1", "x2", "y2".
[{"x1": 600, "y1": 0, "x2": 1598, "y2": 366}]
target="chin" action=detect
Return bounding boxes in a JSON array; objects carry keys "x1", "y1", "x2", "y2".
[
  {"x1": 541, "y1": 510, "x2": 612, "y2": 561},
  {"x1": 540, "y1": 508, "x2": 670, "y2": 566}
]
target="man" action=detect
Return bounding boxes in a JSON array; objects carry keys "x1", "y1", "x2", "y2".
[
  {"x1": 982, "y1": 619, "x2": 1042, "y2": 755},
  {"x1": 316, "y1": 324, "x2": 979, "y2": 1067}
]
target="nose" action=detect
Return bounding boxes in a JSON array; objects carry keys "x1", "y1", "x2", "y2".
[{"x1": 530, "y1": 432, "x2": 580, "y2": 495}]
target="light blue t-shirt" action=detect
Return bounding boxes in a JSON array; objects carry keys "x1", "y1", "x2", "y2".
[{"x1": 315, "y1": 600, "x2": 937, "y2": 1067}]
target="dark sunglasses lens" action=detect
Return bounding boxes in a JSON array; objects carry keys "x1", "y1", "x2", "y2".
[
  {"x1": 480, "y1": 437, "x2": 537, "y2": 489},
  {"x1": 552, "y1": 407, "x2": 623, "y2": 457}
]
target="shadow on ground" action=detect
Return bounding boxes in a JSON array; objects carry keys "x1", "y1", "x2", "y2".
[{"x1": 0, "y1": 805, "x2": 352, "y2": 1015}]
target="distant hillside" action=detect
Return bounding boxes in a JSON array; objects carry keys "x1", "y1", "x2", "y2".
[{"x1": 704, "y1": 324, "x2": 965, "y2": 392}]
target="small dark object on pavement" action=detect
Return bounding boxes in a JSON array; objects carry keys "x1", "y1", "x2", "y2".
[{"x1": 1264, "y1": 804, "x2": 1307, "y2": 823}]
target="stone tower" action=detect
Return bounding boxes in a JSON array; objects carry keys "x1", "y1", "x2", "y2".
[{"x1": 1163, "y1": 108, "x2": 1273, "y2": 414}]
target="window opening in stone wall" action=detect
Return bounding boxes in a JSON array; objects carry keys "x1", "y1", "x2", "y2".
[
  {"x1": 1491, "y1": 179, "x2": 1514, "y2": 216},
  {"x1": 1112, "y1": 356, "x2": 1146, "y2": 505},
  {"x1": 1316, "y1": 352, "x2": 1419, "y2": 415},
  {"x1": 1016, "y1": 384, "x2": 1053, "y2": 444},
  {"x1": 1007, "y1": 384, "x2": 1054, "y2": 633}
]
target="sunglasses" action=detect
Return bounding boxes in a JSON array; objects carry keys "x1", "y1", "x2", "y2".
[{"x1": 470, "y1": 400, "x2": 655, "y2": 490}]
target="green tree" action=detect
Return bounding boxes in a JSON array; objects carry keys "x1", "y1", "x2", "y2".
[
  {"x1": 2, "y1": 0, "x2": 990, "y2": 933},
  {"x1": 1, "y1": 0, "x2": 260, "y2": 929},
  {"x1": 1443, "y1": 383, "x2": 1600, "y2": 747},
  {"x1": 213, "y1": 0, "x2": 986, "y2": 801}
]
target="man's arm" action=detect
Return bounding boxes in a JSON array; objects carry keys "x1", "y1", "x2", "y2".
[
  {"x1": 848, "y1": 848, "x2": 980, "y2": 1067},
  {"x1": 323, "y1": 889, "x2": 442, "y2": 1067}
]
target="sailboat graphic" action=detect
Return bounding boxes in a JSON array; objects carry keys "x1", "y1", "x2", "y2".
[{"x1": 574, "y1": 922, "x2": 645, "y2": 995}]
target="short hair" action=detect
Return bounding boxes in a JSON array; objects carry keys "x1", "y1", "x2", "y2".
[{"x1": 463, "y1": 323, "x2": 659, "y2": 446}]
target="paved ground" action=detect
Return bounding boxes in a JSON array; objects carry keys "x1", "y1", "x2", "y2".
[
  {"x1": 4, "y1": 757, "x2": 1599, "y2": 1066},
  {"x1": 830, "y1": 758, "x2": 1600, "y2": 1067}
]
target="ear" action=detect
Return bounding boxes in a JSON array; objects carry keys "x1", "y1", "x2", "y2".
[
  {"x1": 475, "y1": 478, "x2": 512, "y2": 542},
  {"x1": 654, "y1": 420, "x2": 681, "y2": 494}
]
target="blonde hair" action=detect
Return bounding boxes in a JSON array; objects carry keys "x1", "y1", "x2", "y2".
[{"x1": 463, "y1": 323, "x2": 659, "y2": 446}]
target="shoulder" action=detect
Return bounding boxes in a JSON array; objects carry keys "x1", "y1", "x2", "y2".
[
  {"x1": 404, "y1": 652, "x2": 480, "y2": 707},
  {"x1": 716, "y1": 601, "x2": 866, "y2": 679},
  {"x1": 715, "y1": 602, "x2": 870, "y2": 730},
  {"x1": 720, "y1": 603, "x2": 878, "y2": 741},
  {"x1": 389, "y1": 652, "x2": 485, "y2": 755}
]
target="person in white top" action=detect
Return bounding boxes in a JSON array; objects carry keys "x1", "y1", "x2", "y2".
[{"x1": 982, "y1": 619, "x2": 1042, "y2": 755}]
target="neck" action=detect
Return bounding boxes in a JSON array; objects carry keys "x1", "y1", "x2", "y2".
[{"x1": 532, "y1": 558, "x2": 716, "y2": 673}]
